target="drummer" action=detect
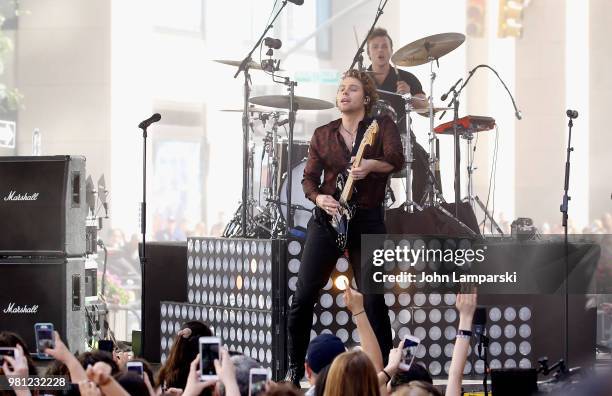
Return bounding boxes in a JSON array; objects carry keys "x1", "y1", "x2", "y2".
[
  {"x1": 366, "y1": 27, "x2": 430, "y2": 204},
  {"x1": 366, "y1": 27, "x2": 428, "y2": 109}
]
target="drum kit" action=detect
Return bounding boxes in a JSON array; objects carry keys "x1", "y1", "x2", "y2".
[{"x1": 219, "y1": 31, "x2": 497, "y2": 239}]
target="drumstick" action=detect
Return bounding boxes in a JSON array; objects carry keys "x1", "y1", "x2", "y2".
[{"x1": 352, "y1": 26, "x2": 360, "y2": 49}]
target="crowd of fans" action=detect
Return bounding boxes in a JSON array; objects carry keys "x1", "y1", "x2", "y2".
[
  {"x1": 0, "y1": 287, "x2": 478, "y2": 396},
  {"x1": 2, "y1": 286, "x2": 611, "y2": 395}
]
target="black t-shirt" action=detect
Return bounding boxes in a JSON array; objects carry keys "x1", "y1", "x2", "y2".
[
  {"x1": 368, "y1": 65, "x2": 425, "y2": 135},
  {"x1": 368, "y1": 65, "x2": 425, "y2": 95}
]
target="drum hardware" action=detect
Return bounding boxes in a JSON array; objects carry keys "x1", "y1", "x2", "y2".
[
  {"x1": 348, "y1": 0, "x2": 390, "y2": 71},
  {"x1": 434, "y1": 115, "x2": 501, "y2": 234},
  {"x1": 249, "y1": 95, "x2": 335, "y2": 111},
  {"x1": 214, "y1": 59, "x2": 285, "y2": 72},
  {"x1": 224, "y1": 0, "x2": 295, "y2": 238},
  {"x1": 390, "y1": 33, "x2": 478, "y2": 237},
  {"x1": 436, "y1": 64, "x2": 521, "y2": 233}
]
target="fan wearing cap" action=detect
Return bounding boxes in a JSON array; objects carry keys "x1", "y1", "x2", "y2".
[{"x1": 303, "y1": 334, "x2": 345, "y2": 396}]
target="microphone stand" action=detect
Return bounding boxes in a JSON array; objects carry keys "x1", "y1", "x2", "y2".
[
  {"x1": 138, "y1": 123, "x2": 149, "y2": 357},
  {"x1": 559, "y1": 113, "x2": 575, "y2": 367},
  {"x1": 476, "y1": 331, "x2": 490, "y2": 396},
  {"x1": 348, "y1": 0, "x2": 389, "y2": 71},
  {"x1": 440, "y1": 64, "x2": 521, "y2": 222},
  {"x1": 234, "y1": 1, "x2": 290, "y2": 237}
]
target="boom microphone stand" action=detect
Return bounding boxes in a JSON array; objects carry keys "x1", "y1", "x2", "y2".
[
  {"x1": 234, "y1": 1, "x2": 291, "y2": 237},
  {"x1": 348, "y1": 0, "x2": 389, "y2": 71},
  {"x1": 440, "y1": 64, "x2": 521, "y2": 227}
]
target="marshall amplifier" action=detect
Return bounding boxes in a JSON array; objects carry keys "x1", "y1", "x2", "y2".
[
  {"x1": 0, "y1": 258, "x2": 86, "y2": 353},
  {"x1": 0, "y1": 156, "x2": 87, "y2": 257}
]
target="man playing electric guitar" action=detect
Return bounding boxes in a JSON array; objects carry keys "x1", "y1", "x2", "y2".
[{"x1": 285, "y1": 69, "x2": 405, "y2": 386}]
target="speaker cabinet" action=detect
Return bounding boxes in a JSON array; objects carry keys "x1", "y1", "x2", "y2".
[
  {"x1": 0, "y1": 258, "x2": 86, "y2": 353},
  {"x1": 0, "y1": 155, "x2": 86, "y2": 257},
  {"x1": 141, "y1": 242, "x2": 187, "y2": 362}
]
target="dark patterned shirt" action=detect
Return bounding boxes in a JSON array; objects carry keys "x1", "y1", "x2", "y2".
[{"x1": 302, "y1": 115, "x2": 404, "y2": 209}]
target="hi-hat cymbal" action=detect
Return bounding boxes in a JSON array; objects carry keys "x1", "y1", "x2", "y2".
[
  {"x1": 220, "y1": 105, "x2": 286, "y2": 114},
  {"x1": 250, "y1": 95, "x2": 334, "y2": 111},
  {"x1": 213, "y1": 59, "x2": 285, "y2": 72},
  {"x1": 391, "y1": 33, "x2": 465, "y2": 67},
  {"x1": 412, "y1": 106, "x2": 453, "y2": 118}
]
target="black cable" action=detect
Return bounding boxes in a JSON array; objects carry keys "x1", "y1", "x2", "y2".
[
  {"x1": 482, "y1": 126, "x2": 498, "y2": 234},
  {"x1": 490, "y1": 126, "x2": 500, "y2": 233}
]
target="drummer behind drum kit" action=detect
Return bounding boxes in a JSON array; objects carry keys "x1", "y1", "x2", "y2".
[{"x1": 220, "y1": 32, "x2": 507, "y2": 239}]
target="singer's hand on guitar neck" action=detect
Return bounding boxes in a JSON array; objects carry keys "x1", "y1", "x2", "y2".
[{"x1": 316, "y1": 194, "x2": 340, "y2": 216}]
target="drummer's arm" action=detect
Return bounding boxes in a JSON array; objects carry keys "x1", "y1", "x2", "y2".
[{"x1": 411, "y1": 92, "x2": 428, "y2": 109}]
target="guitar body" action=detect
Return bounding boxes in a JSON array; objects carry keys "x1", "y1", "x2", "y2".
[
  {"x1": 321, "y1": 119, "x2": 379, "y2": 251},
  {"x1": 328, "y1": 170, "x2": 355, "y2": 250}
]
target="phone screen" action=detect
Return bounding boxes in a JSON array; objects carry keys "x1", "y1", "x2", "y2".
[
  {"x1": 127, "y1": 364, "x2": 144, "y2": 378},
  {"x1": 36, "y1": 325, "x2": 54, "y2": 354},
  {"x1": 199, "y1": 342, "x2": 220, "y2": 377},
  {"x1": 98, "y1": 340, "x2": 114, "y2": 354},
  {"x1": 401, "y1": 338, "x2": 419, "y2": 369},
  {"x1": 250, "y1": 373, "x2": 268, "y2": 396}
]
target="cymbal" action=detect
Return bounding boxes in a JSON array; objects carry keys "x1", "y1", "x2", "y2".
[
  {"x1": 412, "y1": 106, "x2": 453, "y2": 118},
  {"x1": 213, "y1": 59, "x2": 284, "y2": 72},
  {"x1": 391, "y1": 33, "x2": 465, "y2": 67},
  {"x1": 220, "y1": 105, "x2": 286, "y2": 114},
  {"x1": 250, "y1": 95, "x2": 334, "y2": 111},
  {"x1": 376, "y1": 89, "x2": 429, "y2": 101}
]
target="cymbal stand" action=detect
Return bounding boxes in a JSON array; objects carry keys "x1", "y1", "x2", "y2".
[
  {"x1": 461, "y1": 131, "x2": 503, "y2": 235},
  {"x1": 423, "y1": 55, "x2": 444, "y2": 207},
  {"x1": 263, "y1": 113, "x2": 287, "y2": 238},
  {"x1": 233, "y1": 0, "x2": 290, "y2": 237},
  {"x1": 399, "y1": 96, "x2": 421, "y2": 213},
  {"x1": 421, "y1": 56, "x2": 479, "y2": 238}
]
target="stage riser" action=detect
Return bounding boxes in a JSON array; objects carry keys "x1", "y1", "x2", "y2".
[{"x1": 158, "y1": 237, "x2": 583, "y2": 379}]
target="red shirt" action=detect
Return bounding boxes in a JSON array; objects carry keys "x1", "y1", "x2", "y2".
[{"x1": 301, "y1": 115, "x2": 405, "y2": 209}]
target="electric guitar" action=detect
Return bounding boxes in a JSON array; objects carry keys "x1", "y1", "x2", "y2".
[{"x1": 325, "y1": 119, "x2": 379, "y2": 250}]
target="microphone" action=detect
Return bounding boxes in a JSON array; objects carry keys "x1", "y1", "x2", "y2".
[
  {"x1": 566, "y1": 109, "x2": 579, "y2": 119},
  {"x1": 287, "y1": 0, "x2": 304, "y2": 5},
  {"x1": 264, "y1": 37, "x2": 282, "y2": 50},
  {"x1": 473, "y1": 306, "x2": 487, "y2": 337},
  {"x1": 276, "y1": 118, "x2": 289, "y2": 127},
  {"x1": 515, "y1": 110, "x2": 523, "y2": 120},
  {"x1": 440, "y1": 78, "x2": 463, "y2": 102},
  {"x1": 138, "y1": 113, "x2": 161, "y2": 129}
]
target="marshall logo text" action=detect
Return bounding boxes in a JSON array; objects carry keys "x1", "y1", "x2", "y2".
[
  {"x1": 3, "y1": 303, "x2": 39, "y2": 314},
  {"x1": 3, "y1": 191, "x2": 40, "y2": 201}
]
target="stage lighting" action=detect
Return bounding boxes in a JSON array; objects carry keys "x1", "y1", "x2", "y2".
[
  {"x1": 335, "y1": 275, "x2": 350, "y2": 290},
  {"x1": 498, "y1": 0, "x2": 525, "y2": 38}
]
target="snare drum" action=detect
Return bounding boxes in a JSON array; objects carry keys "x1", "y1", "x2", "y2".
[{"x1": 279, "y1": 160, "x2": 318, "y2": 229}]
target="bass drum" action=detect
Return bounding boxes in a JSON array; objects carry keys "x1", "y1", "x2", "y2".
[{"x1": 280, "y1": 159, "x2": 318, "y2": 230}]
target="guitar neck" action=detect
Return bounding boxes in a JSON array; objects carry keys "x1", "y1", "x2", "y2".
[{"x1": 340, "y1": 136, "x2": 368, "y2": 204}]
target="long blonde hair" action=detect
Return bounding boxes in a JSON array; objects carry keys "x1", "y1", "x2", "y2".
[{"x1": 323, "y1": 350, "x2": 380, "y2": 396}]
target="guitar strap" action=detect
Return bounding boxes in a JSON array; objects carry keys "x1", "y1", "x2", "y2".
[{"x1": 350, "y1": 117, "x2": 375, "y2": 157}]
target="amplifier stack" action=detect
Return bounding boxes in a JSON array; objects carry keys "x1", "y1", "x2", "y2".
[{"x1": 0, "y1": 156, "x2": 88, "y2": 352}]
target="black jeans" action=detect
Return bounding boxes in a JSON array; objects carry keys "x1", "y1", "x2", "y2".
[{"x1": 286, "y1": 206, "x2": 393, "y2": 366}]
